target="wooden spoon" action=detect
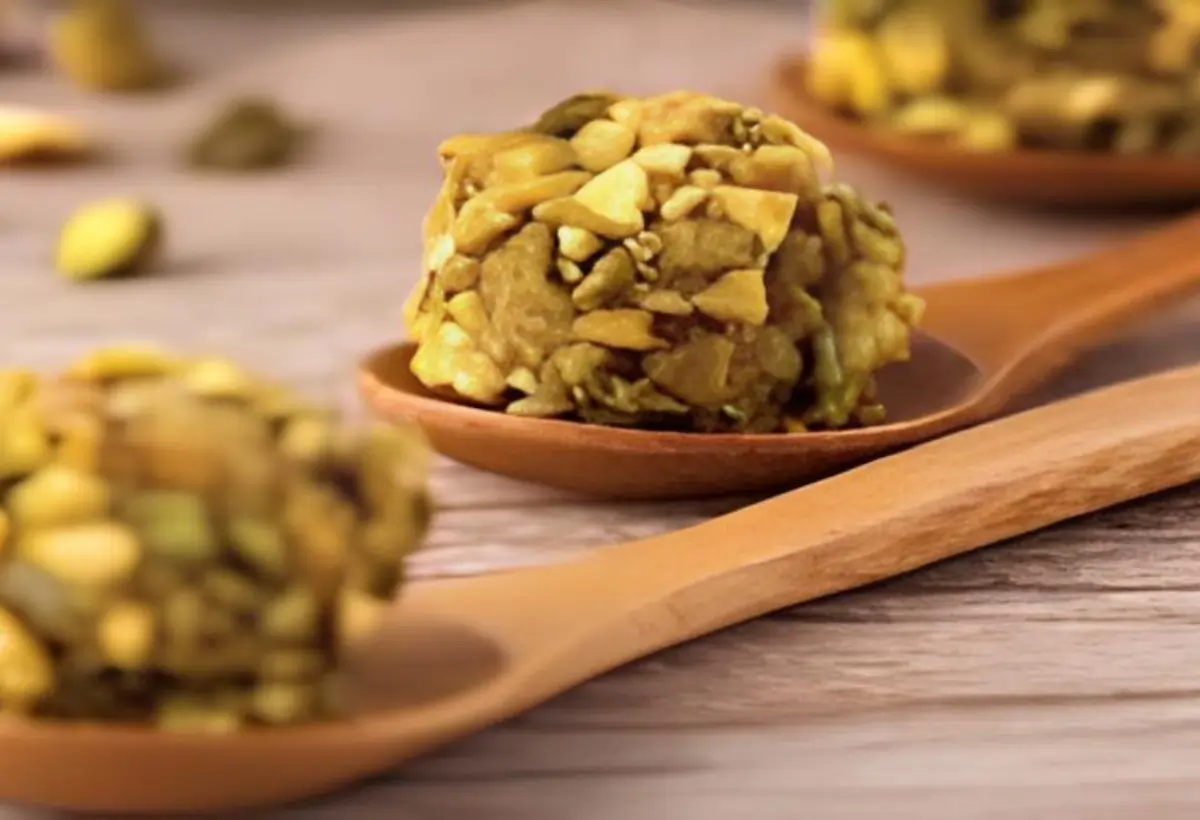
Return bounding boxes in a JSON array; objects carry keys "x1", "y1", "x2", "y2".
[
  {"x1": 4, "y1": 361, "x2": 1199, "y2": 814},
  {"x1": 358, "y1": 211, "x2": 1200, "y2": 499},
  {"x1": 765, "y1": 55, "x2": 1200, "y2": 207}
]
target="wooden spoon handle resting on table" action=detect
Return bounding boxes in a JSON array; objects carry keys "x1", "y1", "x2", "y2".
[
  {"x1": 916, "y1": 209, "x2": 1200, "y2": 412},
  {"x1": 410, "y1": 363, "x2": 1200, "y2": 720}
]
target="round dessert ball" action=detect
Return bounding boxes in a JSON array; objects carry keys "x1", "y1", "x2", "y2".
[
  {"x1": 404, "y1": 90, "x2": 924, "y2": 434},
  {"x1": 807, "y1": 1, "x2": 1200, "y2": 155}
]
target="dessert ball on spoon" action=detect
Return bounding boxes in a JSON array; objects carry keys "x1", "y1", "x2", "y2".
[
  {"x1": 0, "y1": 346, "x2": 431, "y2": 730},
  {"x1": 403, "y1": 90, "x2": 924, "y2": 434}
]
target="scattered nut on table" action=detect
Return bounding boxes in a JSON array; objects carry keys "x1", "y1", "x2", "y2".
[
  {"x1": 185, "y1": 96, "x2": 308, "y2": 171},
  {"x1": 48, "y1": 0, "x2": 174, "y2": 93},
  {"x1": 0, "y1": 105, "x2": 92, "y2": 165},
  {"x1": 403, "y1": 89, "x2": 924, "y2": 433},
  {"x1": 55, "y1": 197, "x2": 162, "y2": 282},
  {"x1": 0, "y1": 345, "x2": 432, "y2": 730}
]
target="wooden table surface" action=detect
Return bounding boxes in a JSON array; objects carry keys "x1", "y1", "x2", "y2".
[{"x1": 5, "y1": 1, "x2": 1200, "y2": 817}]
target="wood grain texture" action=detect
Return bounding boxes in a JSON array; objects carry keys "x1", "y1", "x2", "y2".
[{"x1": 2, "y1": 1, "x2": 1200, "y2": 818}]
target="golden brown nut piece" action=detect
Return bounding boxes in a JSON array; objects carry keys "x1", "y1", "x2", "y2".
[
  {"x1": 807, "y1": 0, "x2": 1200, "y2": 156},
  {"x1": 0, "y1": 105, "x2": 93, "y2": 165},
  {"x1": 0, "y1": 346, "x2": 432, "y2": 729},
  {"x1": 55, "y1": 197, "x2": 162, "y2": 281},
  {"x1": 403, "y1": 90, "x2": 924, "y2": 434},
  {"x1": 47, "y1": 0, "x2": 173, "y2": 93}
]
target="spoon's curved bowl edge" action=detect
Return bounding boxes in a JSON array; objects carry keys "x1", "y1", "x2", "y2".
[{"x1": 356, "y1": 342, "x2": 986, "y2": 500}]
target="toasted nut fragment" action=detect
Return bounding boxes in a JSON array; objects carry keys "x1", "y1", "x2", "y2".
[
  {"x1": 438, "y1": 131, "x2": 538, "y2": 163},
  {"x1": 958, "y1": 111, "x2": 1017, "y2": 152},
  {"x1": 425, "y1": 234, "x2": 457, "y2": 274},
  {"x1": 65, "y1": 343, "x2": 179, "y2": 381},
  {"x1": 731, "y1": 146, "x2": 818, "y2": 194},
  {"x1": 337, "y1": 588, "x2": 390, "y2": 652},
  {"x1": 636, "y1": 289, "x2": 694, "y2": 316},
  {"x1": 688, "y1": 168, "x2": 723, "y2": 189},
  {"x1": 475, "y1": 171, "x2": 592, "y2": 214},
  {"x1": 875, "y1": 8, "x2": 948, "y2": 96},
  {"x1": 571, "y1": 159, "x2": 650, "y2": 237},
  {"x1": 659, "y1": 185, "x2": 709, "y2": 221},
  {"x1": 446, "y1": 291, "x2": 490, "y2": 339},
  {"x1": 632, "y1": 144, "x2": 693, "y2": 178},
  {"x1": 530, "y1": 92, "x2": 622, "y2": 137},
  {"x1": 759, "y1": 114, "x2": 835, "y2": 171},
  {"x1": 572, "y1": 309, "x2": 667, "y2": 351},
  {"x1": 410, "y1": 321, "x2": 509, "y2": 404},
  {"x1": 557, "y1": 226, "x2": 604, "y2": 262},
  {"x1": 889, "y1": 96, "x2": 972, "y2": 136},
  {"x1": 97, "y1": 600, "x2": 155, "y2": 668},
  {"x1": 488, "y1": 137, "x2": 578, "y2": 183},
  {"x1": 181, "y1": 357, "x2": 256, "y2": 400},
  {"x1": 711, "y1": 186, "x2": 798, "y2": 252},
  {"x1": 690, "y1": 269, "x2": 769, "y2": 325},
  {"x1": 55, "y1": 197, "x2": 162, "y2": 282},
  {"x1": 452, "y1": 200, "x2": 521, "y2": 255},
  {"x1": 569, "y1": 119, "x2": 636, "y2": 172},
  {"x1": 636, "y1": 90, "x2": 742, "y2": 146},
  {"x1": 0, "y1": 105, "x2": 92, "y2": 164},
  {"x1": 644, "y1": 334, "x2": 738, "y2": 407},
  {"x1": 571, "y1": 247, "x2": 635, "y2": 311},
  {"x1": 7, "y1": 465, "x2": 110, "y2": 530},
  {"x1": 506, "y1": 367, "x2": 539, "y2": 395},
  {"x1": 20, "y1": 521, "x2": 141, "y2": 587},
  {"x1": 533, "y1": 197, "x2": 637, "y2": 239},
  {"x1": 806, "y1": 28, "x2": 892, "y2": 116},
  {"x1": 122, "y1": 491, "x2": 218, "y2": 564},
  {"x1": 0, "y1": 606, "x2": 54, "y2": 711},
  {"x1": 606, "y1": 98, "x2": 644, "y2": 132},
  {"x1": 436, "y1": 254, "x2": 481, "y2": 293},
  {"x1": 556, "y1": 257, "x2": 585, "y2": 283}
]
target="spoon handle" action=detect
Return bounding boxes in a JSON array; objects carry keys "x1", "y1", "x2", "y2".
[
  {"x1": 412, "y1": 363, "x2": 1200, "y2": 703},
  {"x1": 917, "y1": 211, "x2": 1200, "y2": 396}
]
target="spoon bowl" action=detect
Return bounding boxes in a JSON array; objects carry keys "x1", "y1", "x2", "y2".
[
  {"x1": 359, "y1": 335, "x2": 983, "y2": 499},
  {"x1": 766, "y1": 56, "x2": 1200, "y2": 208},
  {"x1": 360, "y1": 212, "x2": 1200, "y2": 499},
  {"x1": 5, "y1": 360, "x2": 1200, "y2": 813}
]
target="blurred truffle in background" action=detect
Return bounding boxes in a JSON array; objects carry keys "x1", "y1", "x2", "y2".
[{"x1": 806, "y1": 0, "x2": 1200, "y2": 156}]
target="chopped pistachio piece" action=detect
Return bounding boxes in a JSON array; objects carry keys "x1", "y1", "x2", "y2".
[
  {"x1": 0, "y1": 104, "x2": 93, "y2": 165},
  {"x1": 690, "y1": 269, "x2": 770, "y2": 326},
  {"x1": 572, "y1": 309, "x2": 667, "y2": 351},
  {"x1": 55, "y1": 197, "x2": 162, "y2": 282},
  {"x1": 571, "y1": 159, "x2": 649, "y2": 237},
  {"x1": 557, "y1": 226, "x2": 604, "y2": 262},
  {"x1": 570, "y1": 119, "x2": 637, "y2": 172}
]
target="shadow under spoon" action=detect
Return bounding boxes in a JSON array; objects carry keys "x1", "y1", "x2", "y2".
[
  {"x1": 2, "y1": 355, "x2": 1199, "y2": 814},
  {"x1": 360, "y1": 210, "x2": 1200, "y2": 499}
]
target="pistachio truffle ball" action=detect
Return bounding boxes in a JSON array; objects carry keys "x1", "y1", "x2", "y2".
[
  {"x1": 808, "y1": 0, "x2": 1200, "y2": 155},
  {"x1": 404, "y1": 90, "x2": 924, "y2": 433},
  {"x1": 0, "y1": 345, "x2": 431, "y2": 729}
]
